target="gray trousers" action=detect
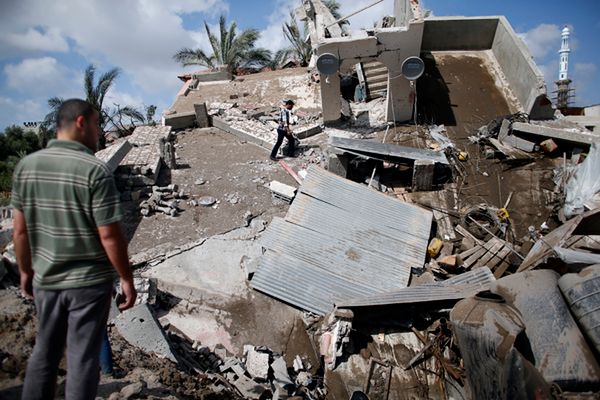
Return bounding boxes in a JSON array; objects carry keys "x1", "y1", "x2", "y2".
[{"x1": 22, "y1": 282, "x2": 112, "y2": 400}]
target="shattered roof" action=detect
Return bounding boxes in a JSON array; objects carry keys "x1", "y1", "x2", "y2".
[{"x1": 251, "y1": 166, "x2": 433, "y2": 315}]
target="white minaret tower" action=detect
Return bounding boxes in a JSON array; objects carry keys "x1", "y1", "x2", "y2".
[
  {"x1": 554, "y1": 25, "x2": 574, "y2": 109},
  {"x1": 558, "y1": 26, "x2": 570, "y2": 81}
]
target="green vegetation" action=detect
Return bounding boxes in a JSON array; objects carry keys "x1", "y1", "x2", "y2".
[
  {"x1": 43, "y1": 64, "x2": 147, "y2": 148},
  {"x1": 173, "y1": 15, "x2": 270, "y2": 73},
  {"x1": 0, "y1": 125, "x2": 41, "y2": 205}
]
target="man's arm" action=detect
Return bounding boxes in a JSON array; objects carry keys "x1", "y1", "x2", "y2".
[
  {"x1": 13, "y1": 209, "x2": 33, "y2": 299},
  {"x1": 98, "y1": 222, "x2": 136, "y2": 310}
]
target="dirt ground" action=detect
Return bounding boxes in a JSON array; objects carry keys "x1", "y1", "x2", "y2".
[
  {"x1": 416, "y1": 51, "x2": 559, "y2": 238},
  {"x1": 124, "y1": 127, "x2": 301, "y2": 256}
]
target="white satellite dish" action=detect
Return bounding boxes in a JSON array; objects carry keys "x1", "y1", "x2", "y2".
[
  {"x1": 401, "y1": 56, "x2": 425, "y2": 81},
  {"x1": 316, "y1": 53, "x2": 340, "y2": 75}
]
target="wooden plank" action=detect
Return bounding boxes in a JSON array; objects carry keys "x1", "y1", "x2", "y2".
[
  {"x1": 278, "y1": 160, "x2": 303, "y2": 184},
  {"x1": 493, "y1": 260, "x2": 511, "y2": 279},
  {"x1": 458, "y1": 245, "x2": 482, "y2": 260},
  {"x1": 463, "y1": 246, "x2": 489, "y2": 268},
  {"x1": 477, "y1": 241, "x2": 505, "y2": 268},
  {"x1": 487, "y1": 246, "x2": 512, "y2": 271},
  {"x1": 455, "y1": 225, "x2": 484, "y2": 246}
]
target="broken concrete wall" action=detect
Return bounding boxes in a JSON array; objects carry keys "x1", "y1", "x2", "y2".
[
  {"x1": 421, "y1": 16, "x2": 553, "y2": 119},
  {"x1": 163, "y1": 111, "x2": 197, "y2": 130},
  {"x1": 316, "y1": 21, "x2": 424, "y2": 123},
  {"x1": 491, "y1": 17, "x2": 552, "y2": 119},
  {"x1": 421, "y1": 17, "x2": 498, "y2": 50},
  {"x1": 193, "y1": 69, "x2": 232, "y2": 83}
]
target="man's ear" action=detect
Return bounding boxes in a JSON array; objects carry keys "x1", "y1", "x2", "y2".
[{"x1": 74, "y1": 115, "x2": 86, "y2": 130}]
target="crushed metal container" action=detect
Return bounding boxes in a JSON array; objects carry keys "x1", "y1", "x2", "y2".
[
  {"x1": 492, "y1": 270, "x2": 600, "y2": 390},
  {"x1": 559, "y1": 264, "x2": 600, "y2": 355},
  {"x1": 450, "y1": 291, "x2": 550, "y2": 400}
]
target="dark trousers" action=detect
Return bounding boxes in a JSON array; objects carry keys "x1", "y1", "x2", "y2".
[
  {"x1": 22, "y1": 282, "x2": 112, "y2": 400},
  {"x1": 270, "y1": 128, "x2": 295, "y2": 158}
]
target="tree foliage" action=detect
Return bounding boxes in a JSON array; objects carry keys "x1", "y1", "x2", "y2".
[
  {"x1": 42, "y1": 64, "x2": 145, "y2": 147},
  {"x1": 173, "y1": 15, "x2": 270, "y2": 73},
  {"x1": 282, "y1": 12, "x2": 312, "y2": 67},
  {"x1": 0, "y1": 125, "x2": 41, "y2": 195}
]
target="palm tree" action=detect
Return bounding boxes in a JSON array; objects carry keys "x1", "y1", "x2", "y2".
[
  {"x1": 42, "y1": 64, "x2": 144, "y2": 148},
  {"x1": 265, "y1": 49, "x2": 292, "y2": 70},
  {"x1": 173, "y1": 15, "x2": 270, "y2": 73},
  {"x1": 282, "y1": 12, "x2": 312, "y2": 67},
  {"x1": 83, "y1": 64, "x2": 120, "y2": 129}
]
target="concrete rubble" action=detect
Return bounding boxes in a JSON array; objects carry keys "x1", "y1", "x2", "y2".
[{"x1": 3, "y1": 1, "x2": 600, "y2": 399}]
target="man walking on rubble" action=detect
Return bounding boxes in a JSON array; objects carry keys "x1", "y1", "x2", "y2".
[
  {"x1": 270, "y1": 99, "x2": 296, "y2": 161},
  {"x1": 12, "y1": 98, "x2": 137, "y2": 400}
]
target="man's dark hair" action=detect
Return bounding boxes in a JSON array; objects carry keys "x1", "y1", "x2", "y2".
[
  {"x1": 57, "y1": 99, "x2": 97, "y2": 129},
  {"x1": 285, "y1": 99, "x2": 295, "y2": 106}
]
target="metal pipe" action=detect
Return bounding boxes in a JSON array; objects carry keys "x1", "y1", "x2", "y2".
[{"x1": 325, "y1": 0, "x2": 385, "y2": 28}]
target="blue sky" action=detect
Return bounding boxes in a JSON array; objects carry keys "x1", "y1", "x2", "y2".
[{"x1": 0, "y1": 0, "x2": 598, "y2": 131}]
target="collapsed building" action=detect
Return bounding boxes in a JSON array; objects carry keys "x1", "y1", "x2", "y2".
[{"x1": 1, "y1": 0, "x2": 600, "y2": 399}]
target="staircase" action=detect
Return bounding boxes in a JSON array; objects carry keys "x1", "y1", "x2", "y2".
[{"x1": 361, "y1": 61, "x2": 389, "y2": 100}]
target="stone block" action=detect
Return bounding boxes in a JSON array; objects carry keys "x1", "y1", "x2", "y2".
[
  {"x1": 114, "y1": 303, "x2": 177, "y2": 363},
  {"x1": 245, "y1": 348, "x2": 269, "y2": 380}
]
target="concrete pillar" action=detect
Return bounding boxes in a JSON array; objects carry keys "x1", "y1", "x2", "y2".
[
  {"x1": 412, "y1": 159, "x2": 435, "y2": 191},
  {"x1": 327, "y1": 151, "x2": 348, "y2": 178},
  {"x1": 385, "y1": 67, "x2": 415, "y2": 122},
  {"x1": 394, "y1": 0, "x2": 411, "y2": 28},
  {"x1": 320, "y1": 73, "x2": 341, "y2": 124},
  {"x1": 194, "y1": 103, "x2": 209, "y2": 128}
]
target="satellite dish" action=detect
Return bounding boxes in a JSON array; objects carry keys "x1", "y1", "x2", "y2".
[
  {"x1": 316, "y1": 53, "x2": 340, "y2": 75},
  {"x1": 401, "y1": 56, "x2": 425, "y2": 80}
]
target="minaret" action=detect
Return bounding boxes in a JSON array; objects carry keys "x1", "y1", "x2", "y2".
[
  {"x1": 558, "y1": 26, "x2": 570, "y2": 81},
  {"x1": 554, "y1": 26, "x2": 574, "y2": 109}
]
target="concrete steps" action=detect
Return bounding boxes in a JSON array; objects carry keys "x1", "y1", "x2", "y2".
[{"x1": 360, "y1": 61, "x2": 388, "y2": 100}]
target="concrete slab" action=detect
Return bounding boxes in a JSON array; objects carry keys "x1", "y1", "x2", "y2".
[
  {"x1": 143, "y1": 222, "x2": 302, "y2": 356},
  {"x1": 164, "y1": 111, "x2": 196, "y2": 130},
  {"x1": 95, "y1": 140, "x2": 132, "y2": 172},
  {"x1": 512, "y1": 121, "x2": 599, "y2": 146},
  {"x1": 114, "y1": 303, "x2": 177, "y2": 363}
]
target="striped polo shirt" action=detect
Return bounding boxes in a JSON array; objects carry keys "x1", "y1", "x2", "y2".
[{"x1": 11, "y1": 139, "x2": 122, "y2": 289}]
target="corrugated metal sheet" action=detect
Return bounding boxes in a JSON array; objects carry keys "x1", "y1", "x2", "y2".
[
  {"x1": 330, "y1": 136, "x2": 449, "y2": 164},
  {"x1": 251, "y1": 166, "x2": 433, "y2": 315},
  {"x1": 262, "y1": 218, "x2": 412, "y2": 291},
  {"x1": 286, "y1": 194, "x2": 427, "y2": 265},
  {"x1": 336, "y1": 267, "x2": 496, "y2": 308}
]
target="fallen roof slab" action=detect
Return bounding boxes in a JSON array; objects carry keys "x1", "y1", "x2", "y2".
[
  {"x1": 251, "y1": 166, "x2": 432, "y2": 315},
  {"x1": 95, "y1": 140, "x2": 132, "y2": 172},
  {"x1": 337, "y1": 267, "x2": 495, "y2": 307},
  {"x1": 114, "y1": 303, "x2": 177, "y2": 363},
  {"x1": 329, "y1": 136, "x2": 449, "y2": 164},
  {"x1": 512, "y1": 121, "x2": 599, "y2": 146}
]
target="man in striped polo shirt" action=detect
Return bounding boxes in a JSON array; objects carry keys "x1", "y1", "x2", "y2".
[{"x1": 12, "y1": 99, "x2": 137, "y2": 399}]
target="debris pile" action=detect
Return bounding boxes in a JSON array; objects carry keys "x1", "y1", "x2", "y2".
[
  {"x1": 208, "y1": 101, "x2": 323, "y2": 151},
  {"x1": 139, "y1": 184, "x2": 186, "y2": 217}
]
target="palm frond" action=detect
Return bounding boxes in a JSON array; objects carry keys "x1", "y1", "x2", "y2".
[
  {"x1": 95, "y1": 67, "x2": 120, "y2": 112},
  {"x1": 118, "y1": 106, "x2": 145, "y2": 122},
  {"x1": 173, "y1": 48, "x2": 215, "y2": 68}
]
